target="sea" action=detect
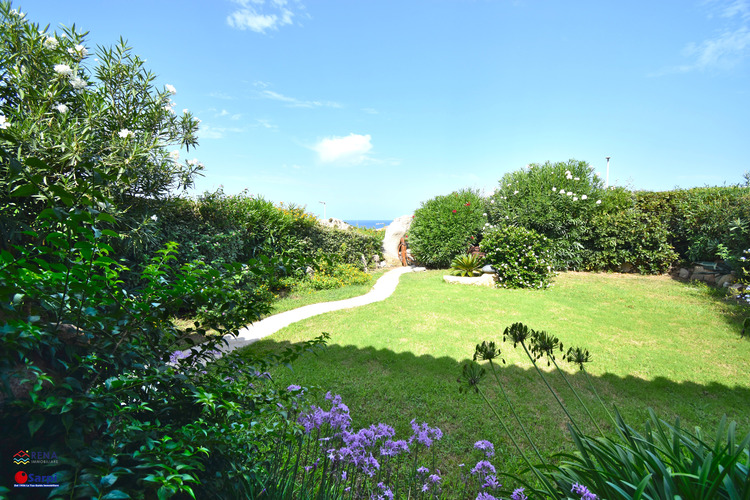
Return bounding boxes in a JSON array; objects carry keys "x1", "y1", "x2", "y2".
[{"x1": 344, "y1": 219, "x2": 393, "y2": 230}]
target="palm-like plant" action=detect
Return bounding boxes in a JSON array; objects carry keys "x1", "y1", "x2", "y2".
[{"x1": 449, "y1": 253, "x2": 484, "y2": 277}]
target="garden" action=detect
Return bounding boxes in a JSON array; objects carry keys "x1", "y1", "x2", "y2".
[{"x1": 1, "y1": 3, "x2": 749, "y2": 499}]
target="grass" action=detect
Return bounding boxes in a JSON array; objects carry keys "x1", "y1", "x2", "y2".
[
  {"x1": 238, "y1": 270, "x2": 750, "y2": 489},
  {"x1": 265, "y1": 268, "x2": 388, "y2": 316},
  {"x1": 171, "y1": 268, "x2": 388, "y2": 336}
]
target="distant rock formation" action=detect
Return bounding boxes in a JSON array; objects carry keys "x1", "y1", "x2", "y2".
[
  {"x1": 319, "y1": 217, "x2": 351, "y2": 230},
  {"x1": 383, "y1": 215, "x2": 413, "y2": 265}
]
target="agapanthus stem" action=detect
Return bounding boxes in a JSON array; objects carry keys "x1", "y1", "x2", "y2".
[
  {"x1": 475, "y1": 386, "x2": 557, "y2": 498},
  {"x1": 488, "y1": 359, "x2": 546, "y2": 465},
  {"x1": 582, "y1": 367, "x2": 616, "y2": 427},
  {"x1": 521, "y1": 341, "x2": 583, "y2": 436},
  {"x1": 550, "y1": 357, "x2": 604, "y2": 437}
]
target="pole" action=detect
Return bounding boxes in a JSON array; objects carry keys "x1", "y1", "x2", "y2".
[{"x1": 605, "y1": 157, "x2": 611, "y2": 188}]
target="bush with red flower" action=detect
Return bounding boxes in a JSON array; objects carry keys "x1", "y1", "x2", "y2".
[{"x1": 408, "y1": 189, "x2": 486, "y2": 268}]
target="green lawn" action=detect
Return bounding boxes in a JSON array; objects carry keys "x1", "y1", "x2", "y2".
[{"x1": 238, "y1": 270, "x2": 750, "y2": 484}]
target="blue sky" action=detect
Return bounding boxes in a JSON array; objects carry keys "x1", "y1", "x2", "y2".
[{"x1": 22, "y1": 0, "x2": 750, "y2": 219}]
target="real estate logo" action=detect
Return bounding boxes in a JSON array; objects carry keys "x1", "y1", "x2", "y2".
[{"x1": 13, "y1": 450, "x2": 29, "y2": 465}]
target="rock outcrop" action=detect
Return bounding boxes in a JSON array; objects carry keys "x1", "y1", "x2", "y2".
[
  {"x1": 383, "y1": 215, "x2": 413, "y2": 265},
  {"x1": 319, "y1": 217, "x2": 351, "y2": 230}
]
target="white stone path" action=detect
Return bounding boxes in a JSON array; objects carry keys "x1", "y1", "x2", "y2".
[{"x1": 220, "y1": 266, "x2": 414, "y2": 353}]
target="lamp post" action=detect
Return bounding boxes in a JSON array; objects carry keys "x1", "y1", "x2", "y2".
[
  {"x1": 605, "y1": 156, "x2": 611, "y2": 188},
  {"x1": 319, "y1": 201, "x2": 326, "y2": 220}
]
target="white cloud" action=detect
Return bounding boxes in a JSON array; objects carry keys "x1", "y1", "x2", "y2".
[
  {"x1": 681, "y1": 26, "x2": 750, "y2": 71},
  {"x1": 260, "y1": 89, "x2": 341, "y2": 108},
  {"x1": 658, "y1": 1, "x2": 750, "y2": 74},
  {"x1": 314, "y1": 133, "x2": 372, "y2": 165},
  {"x1": 227, "y1": 0, "x2": 299, "y2": 33}
]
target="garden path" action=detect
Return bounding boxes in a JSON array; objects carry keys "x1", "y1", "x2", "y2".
[{"x1": 219, "y1": 266, "x2": 414, "y2": 354}]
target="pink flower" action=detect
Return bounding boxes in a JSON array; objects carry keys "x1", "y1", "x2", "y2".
[{"x1": 452, "y1": 209, "x2": 457, "y2": 213}]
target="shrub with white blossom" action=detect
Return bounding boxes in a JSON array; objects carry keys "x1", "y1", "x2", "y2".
[{"x1": 480, "y1": 224, "x2": 555, "y2": 289}]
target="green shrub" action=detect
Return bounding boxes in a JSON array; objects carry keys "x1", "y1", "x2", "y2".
[
  {"x1": 305, "y1": 224, "x2": 384, "y2": 269},
  {"x1": 584, "y1": 209, "x2": 678, "y2": 274},
  {"x1": 408, "y1": 189, "x2": 486, "y2": 268},
  {"x1": 636, "y1": 187, "x2": 750, "y2": 270},
  {"x1": 450, "y1": 253, "x2": 484, "y2": 277},
  {"x1": 0, "y1": 6, "x2": 318, "y2": 497},
  {"x1": 486, "y1": 160, "x2": 609, "y2": 270},
  {"x1": 289, "y1": 261, "x2": 373, "y2": 293},
  {"x1": 480, "y1": 224, "x2": 555, "y2": 288}
]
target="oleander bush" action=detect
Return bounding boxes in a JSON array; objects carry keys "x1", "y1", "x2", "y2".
[
  {"x1": 479, "y1": 224, "x2": 555, "y2": 289},
  {"x1": 409, "y1": 189, "x2": 486, "y2": 268},
  {"x1": 485, "y1": 160, "x2": 608, "y2": 270}
]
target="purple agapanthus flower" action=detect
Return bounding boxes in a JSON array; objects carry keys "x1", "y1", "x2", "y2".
[
  {"x1": 482, "y1": 475, "x2": 501, "y2": 490},
  {"x1": 286, "y1": 384, "x2": 302, "y2": 392},
  {"x1": 572, "y1": 483, "x2": 598, "y2": 500},
  {"x1": 471, "y1": 460, "x2": 496, "y2": 476},
  {"x1": 380, "y1": 439, "x2": 410, "y2": 457},
  {"x1": 474, "y1": 440, "x2": 495, "y2": 458},
  {"x1": 511, "y1": 488, "x2": 528, "y2": 500},
  {"x1": 476, "y1": 492, "x2": 498, "y2": 500},
  {"x1": 409, "y1": 419, "x2": 443, "y2": 448},
  {"x1": 417, "y1": 466, "x2": 429, "y2": 475},
  {"x1": 371, "y1": 482, "x2": 394, "y2": 500}
]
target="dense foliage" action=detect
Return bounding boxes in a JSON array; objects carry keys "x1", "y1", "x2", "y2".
[
  {"x1": 635, "y1": 187, "x2": 750, "y2": 268},
  {"x1": 409, "y1": 189, "x2": 486, "y2": 268},
  {"x1": 485, "y1": 160, "x2": 607, "y2": 270},
  {"x1": 480, "y1": 225, "x2": 555, "y2": 289},
  {"x1": 0, "y1": 5, "x2": 326, "y2": 497},
  {"x1": 584, "y1": 209, "x2": 677, "y2": 274}
]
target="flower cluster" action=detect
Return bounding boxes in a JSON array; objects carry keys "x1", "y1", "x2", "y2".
[
  {"x1": 53, "y1": 62, "x2": 87, "y2": 90},
  {"x1": 288, "y1": 393, "x2": 513, "y2": 498}
]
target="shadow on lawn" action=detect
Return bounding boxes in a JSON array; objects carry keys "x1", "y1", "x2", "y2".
[{"x1": 238, "y1": 337, "x2": 750, "y2": 464}]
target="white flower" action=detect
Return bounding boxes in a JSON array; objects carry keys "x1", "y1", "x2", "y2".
[
  {"x1": 552, "y1": 187, "x2": 556, "y2": 191},
  {"x1": 69, "y1": 76, "x2": 87, "y2": 89},
  {"x1": 44, "y1": 37, "x2": 59, "y2": 50},
  {"x1": 118, "y1": 128, "x2": 134, "y2": 139},
  {"x1": 596, "y1": 200, "x2": 602, "y2": 204},
  {"x1": 483, "y1": 213, "x2": 487, "y2": 216},
  {"x1": 581, "y1": 195, "x2": 588, "y2": 200},
  {"x1": 573, "y1": 197, "x2": 578, "y2": 201},
  {"x1": 53, "y1": 64, "x2": 73, "y2": 77},
  {"x1": 490, "y1": 199, "x2": 495, "y2": 204},
  {"x1": 567, "y1": 191, "x2": 573, "y2": 196},
  {"x1": 68, "y1": 44, "x2": 88, "y2": 59},
  {"x1": 0, "y1": 115, "x2": 9, "y2": 130},
  {"x1": 165, "y1": 84, "x2": 177, "y2": 94},
  {"x1": 566, "y1": 174, "x2": 573, "y2": 179},
  {"x1": 594, "y1": 172, "x2": 600, "y2": 177},
  {"x1": 55, "y1": 103, "x2": 68, "y2": 113},
  {"x1": 574, "y1": 177, "x2": 580, "y2": 180},
  {"x1": 514, "y1": 190, "x2": 519, "y2": 194},
  {"x1": 182, "y1": 108, "x2": 189, "y2": 114},
  {"x1": 150, "y1": 214, "x2": 158, "y2": 221},
  {"x1": 169, "y1": 150, "x2": 180, "y2": 161}
]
